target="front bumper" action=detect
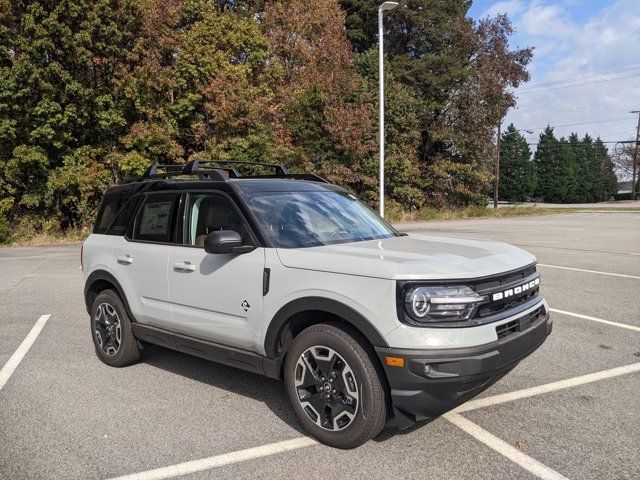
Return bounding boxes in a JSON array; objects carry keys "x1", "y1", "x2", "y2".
[{"x1": 376, "y1": 307, "x2": 552, "y2": 425}]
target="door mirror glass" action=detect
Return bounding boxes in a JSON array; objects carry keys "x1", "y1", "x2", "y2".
[{"x1": 204, "y1": 230, "x2": 243, "y2": 254}]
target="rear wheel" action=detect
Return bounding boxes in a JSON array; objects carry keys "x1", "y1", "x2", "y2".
[
  {"x1": 90, "y1": 289, "x2": 141, "y2": 367},
  {"x1": 284, "y1": 323, "x2": 387, "y2": 448}
]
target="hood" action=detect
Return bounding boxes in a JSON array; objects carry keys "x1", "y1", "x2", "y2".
[{"x1": 276, "y1": 234, "x2": 536, "y2": 280}]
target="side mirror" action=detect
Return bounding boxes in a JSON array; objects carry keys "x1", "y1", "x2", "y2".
[{"x1": 203, "y1": 230, "x2": 253, "y2": 255}]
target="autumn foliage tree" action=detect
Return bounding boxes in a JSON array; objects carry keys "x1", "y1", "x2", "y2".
[{"x1": 0, "y1": 0, "x2": 540, "y2": 242}]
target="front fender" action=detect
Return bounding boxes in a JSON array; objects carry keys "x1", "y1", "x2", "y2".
[{"x1": 263, "y1": 296, "x2": 390, "y2": 359}]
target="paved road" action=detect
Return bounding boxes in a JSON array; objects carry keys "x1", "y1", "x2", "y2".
[{"x1": 1, "y1": 212, "x2": 639, "y2": 479}]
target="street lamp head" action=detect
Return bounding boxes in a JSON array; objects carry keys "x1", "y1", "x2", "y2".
[{"x1": 379, "y1": 1, "x2": 399, "y2": 12}]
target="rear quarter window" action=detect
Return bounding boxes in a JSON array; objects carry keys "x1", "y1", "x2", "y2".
[{"x1": 94, "y1": 197, "x2": 127, "y2": 235}]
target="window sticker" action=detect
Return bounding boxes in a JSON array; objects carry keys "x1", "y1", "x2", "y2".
[{"x1": 139, "y1": 201, "x2": 173, "y2": 236}]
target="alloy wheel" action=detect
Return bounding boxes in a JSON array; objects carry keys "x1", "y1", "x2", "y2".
[
  {"x1": 94, "y1": 303, "x2": 122, "y2": 357},
  {"x1": 294, "y1": 345, "x2": 359, "y2": 431}
]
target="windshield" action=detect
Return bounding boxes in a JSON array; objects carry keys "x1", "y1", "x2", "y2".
[{"x1": 246, "y1": 190, "x2": 398, "y2": 248}]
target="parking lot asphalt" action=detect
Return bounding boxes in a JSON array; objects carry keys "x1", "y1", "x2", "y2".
[{"x1": 0, "y1": 211, "x2": 638, "y2": 480}]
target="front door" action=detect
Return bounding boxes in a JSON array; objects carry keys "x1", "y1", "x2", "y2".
[{"x1": 168, "y1": 191, "x2": 265, "y2": 352}]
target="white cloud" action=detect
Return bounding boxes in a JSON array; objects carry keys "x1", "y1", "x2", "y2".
[
  {"x1": 481, "y1": 0, "x2": 526, "y2": 18},
  {"x1": 500, "y1": 0, "x2": 640, "y2": 146},
  {"x1": 520, "y1": 3, "x2": 575, "y2": 37}
]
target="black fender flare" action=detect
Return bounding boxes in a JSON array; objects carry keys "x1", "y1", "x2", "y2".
[
  {"x1": 84, "y1": 270, "x2": 133, "y2": 318},
  {"x1": 263, "y1": 297, "x2": 389, "y2": 359}
]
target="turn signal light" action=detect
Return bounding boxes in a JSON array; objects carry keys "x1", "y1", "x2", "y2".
[{"x1": 385, "y1": 356, "x2": 405, "y2": 367}]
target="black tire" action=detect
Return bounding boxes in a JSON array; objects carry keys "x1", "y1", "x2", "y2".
[
  {"x1": 90, "y1": 289, "x2": 141, "y2": 367},
  {"x1": 284, "y1": 323, "x2": 387, "y2": 449}
]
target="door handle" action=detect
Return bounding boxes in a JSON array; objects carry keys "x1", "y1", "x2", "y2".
[
  {"x1": 173, "y1": 262, "x2": 196, "y2": 272},
  {"x1": 117, "y1": 255, "x2": 133, "y2": 265}
]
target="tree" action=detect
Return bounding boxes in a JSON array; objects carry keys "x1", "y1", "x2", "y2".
[
  {"x1": 597, "y1": 139, "x2": 618, "y2": 200},
  {"x1": 339, "y1": 2, "x2": 532, "y2": 206},
  {"x1": 0, "y1": 0, "x2": 143, "y2": 227},
  {"x1": 499, "y1": 124, "x2": 535, "y2": 201},
  {"x1": 534, "y1": 127, "x2": 574, "y2": 203},
  {"x1": 0, "y1": 0, "x2": 537, "y2": 237},
  {"x1": 118, "y1": 0, "x2": 276, "y2": 173},
  {"x1": 262, "y1": 0, "x2": 378, "y2": 198}
]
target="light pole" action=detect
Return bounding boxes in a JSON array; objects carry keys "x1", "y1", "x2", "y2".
[{"x1": 378, "y1": 1, "x2": 399, "y2": 217}]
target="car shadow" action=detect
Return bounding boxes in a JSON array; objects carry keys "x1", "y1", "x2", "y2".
[
  {"x1": 139, "y1": 344, "x2": 430, "y2": 444},
  {"x1": 140, "y1": 344, "x2": 307, "y2": 436}
]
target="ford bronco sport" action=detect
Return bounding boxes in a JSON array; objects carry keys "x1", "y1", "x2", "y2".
[{"x1": 82, "y1": 160, "x2": 551, "y2": 448}]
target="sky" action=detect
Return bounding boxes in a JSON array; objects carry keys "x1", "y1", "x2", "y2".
[{"x1": 468, "y1": 0, "x2": 640, "y2": 148}]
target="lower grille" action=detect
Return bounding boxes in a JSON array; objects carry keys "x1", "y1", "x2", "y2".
[{"x1": 496, "y1": 306, "x2": 545, "y2": 339}]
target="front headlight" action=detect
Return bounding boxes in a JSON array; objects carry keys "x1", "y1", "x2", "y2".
[{"x1": 404, "y1": 286, "x2": 487, "y2": 323}]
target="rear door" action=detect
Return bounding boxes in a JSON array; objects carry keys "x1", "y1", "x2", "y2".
[
  {"x1": 110, "y1": 192, "x2": 180, "y2": 330},
  {"x1": 167, "y1": 191, "x2": 265, "y2": 352}
]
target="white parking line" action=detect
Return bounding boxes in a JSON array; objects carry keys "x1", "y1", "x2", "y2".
[
  {"x1": 107, "y1": 437, "x2": 318, "y2": 480},
  {"x1": 0, "y1": 314, "x2": 51, "y2": 392},
  {"x1": 454, "y1": 362, "x2": 640, "y2": 413},
  {"x1": 538, "y1": 263, "x2": 640, "y2": 280},
  {"x1": 550, "y1": 308, "x2": 640, "y2": 332},
  {"x1": 444, "y1": 412, "x2": 568, "y2": 480}
]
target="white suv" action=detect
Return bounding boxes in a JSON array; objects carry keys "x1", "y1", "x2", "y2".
[{"x1": 82, "y1": 160, "x2": 551, "y2": 448}]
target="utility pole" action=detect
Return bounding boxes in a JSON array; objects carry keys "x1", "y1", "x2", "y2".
[
  {"x1": 632, "y1": 110, "x2": 640, "y2": 201},
  {"x1": 494, "y1": 122, "x2": 501, "y2": 209}
]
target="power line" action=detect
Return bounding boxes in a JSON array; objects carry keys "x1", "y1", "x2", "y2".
[
  {"x1": 516, "y1": 72, "x2": 640, "y2": 94},
  {"x1": 524, "y1": 117, "x2": 631, "y2": 131},
  {"x1": 515, "y1": 107, "x2": 629, "y2": 114},
  {"x1": 517, "y1": 65, "x2": 640, "y2": 90}
]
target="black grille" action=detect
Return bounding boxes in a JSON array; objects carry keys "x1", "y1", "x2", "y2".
[
  {"x1": 496, "y1": 306, "x2": 545, "y2": 339},
  {"x1": 474, "y1": 266, "x2": 540, "y2": 318},
  {"x1": 478, "y1": 286, "x2": 539, "y2": 317}
]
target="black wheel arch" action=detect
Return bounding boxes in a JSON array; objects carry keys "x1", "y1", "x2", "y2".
[
  {"x1": 263, "y1": 297, "x2": 389, "y2": 360},
  {"x1": 84, "y1": 270, "x2": 133, "y2": 319}
]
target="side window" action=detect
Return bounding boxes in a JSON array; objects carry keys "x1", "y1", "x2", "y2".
[
  {"x1": 186, "y1": 193, "x2": 248, "y2": 247},
  {"x1": 94, "y1": 196, "x2": 126, "y2": 234},
  {"x1": 133, "y1": 193, "x2": 179, "y2": 243}
]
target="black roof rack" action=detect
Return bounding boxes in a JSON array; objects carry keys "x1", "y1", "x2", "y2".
[
  {"x1": 126, "y1": 160, "x2": 328, "y2": 184},
  {"x1": 189, "y1": 160, "x2": 290, "y2": 177}
]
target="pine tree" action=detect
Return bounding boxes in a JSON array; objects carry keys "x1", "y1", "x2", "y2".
[
  {"x1": 534, "y1": 127, "x2": 575, "y2": 202},
  {"x1": 596, "y1": 139, "x2": 617, "y2": 201},
  {"x1": 569, "y1": 133, "x2": 588, "y2": 202},
  {"x1": 498, "y1": 124, "x2": 536, "y2": 201}
]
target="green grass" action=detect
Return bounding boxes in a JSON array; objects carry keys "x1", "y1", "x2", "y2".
[{"x1": 1, "y1": 226, "x2": 89, "y2": 248}]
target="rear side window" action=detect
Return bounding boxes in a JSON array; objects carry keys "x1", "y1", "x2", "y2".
[
  {"x1": 94, "y1": 197, "x2": 126, "y2": 235},
  {"x1": 133, "y1": 193, "x2": 180, "y2": 243}
]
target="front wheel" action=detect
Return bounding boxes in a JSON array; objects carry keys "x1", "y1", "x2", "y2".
[{"x1": 284, "y1": 323, "x2": 387, "y2": 448}]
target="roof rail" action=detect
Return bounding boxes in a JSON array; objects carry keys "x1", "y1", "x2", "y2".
[
  {"x1": 183, "y1": 160, "x2": 241, "y2": 179},
  {"x1": 200, "y1": 160, "x2": 290, "y2": 177},
  {"x1": 142, "y1": 164, "x2": 184, "y2": 177},
  {"x1": 126, "y1": 160, "x2": 328, "y2": 184}
]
